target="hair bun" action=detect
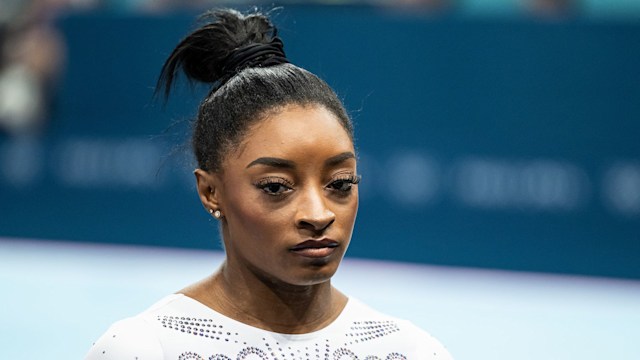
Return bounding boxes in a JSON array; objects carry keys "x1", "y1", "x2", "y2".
[
  {"x1": 157, "y1": 8, "x2": 288, "y2": 98},
  {"x1": 221, "y1": 37, "x2": 288, "y2": 77}
]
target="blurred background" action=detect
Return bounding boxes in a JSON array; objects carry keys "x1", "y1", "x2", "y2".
[{"x1": 1, "y1": 0, "x2": 639, "y2": 359}]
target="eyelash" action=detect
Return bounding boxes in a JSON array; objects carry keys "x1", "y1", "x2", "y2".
[
  {"x1": 328, "y1": 174, "x2": 362, "y2": 194},
  {"x1": 253, "y1": 174, "x2": 362, "y2": 197},
  {"x1": 254, "y1": 177, "x2": 294, "y2": 196}
]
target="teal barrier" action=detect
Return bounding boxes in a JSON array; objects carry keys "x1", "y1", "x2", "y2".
[{"x1": 1, "y1": 6, "x2": 639, "y2": 278}]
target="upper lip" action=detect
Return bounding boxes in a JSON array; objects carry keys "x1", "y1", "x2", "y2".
[{"x1": 290, "y1": 239, "x2": 339, "y2": 251}]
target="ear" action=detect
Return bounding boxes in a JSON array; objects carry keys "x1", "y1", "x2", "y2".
[{"x1": 194, "y1": 168, "x2": 223, "y2": 213}]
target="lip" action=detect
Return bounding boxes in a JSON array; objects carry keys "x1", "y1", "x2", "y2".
[{"x1": 290, "y1": 239, "x2": 339, "y2": 258}]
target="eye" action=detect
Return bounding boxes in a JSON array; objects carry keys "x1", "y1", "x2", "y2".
[
  {"x1": 254, "y1": 177, "x2": 293, "y2": 196},
  {"x1": 327, "y1": 174, "x2": 361, "y2": 193}
]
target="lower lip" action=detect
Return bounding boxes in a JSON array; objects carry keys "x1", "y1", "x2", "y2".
[{"x1": 291, "y1": 246, "x2": 336, "y2": 258}]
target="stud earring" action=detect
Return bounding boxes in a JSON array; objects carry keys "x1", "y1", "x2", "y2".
[{"x1": 208, "y1": 208, "x2": 222, "y2": 219}]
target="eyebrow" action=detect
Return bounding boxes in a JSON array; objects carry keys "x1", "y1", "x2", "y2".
[
  {"x1": 246, "y1": 152, "x2": 355, "y2": 169},
  {"x1": 246, "y1": 157, "x2": 296, "y2": 169},
  {"x1": 325, "y1": 152, "x2": 356, "y2": 167}
]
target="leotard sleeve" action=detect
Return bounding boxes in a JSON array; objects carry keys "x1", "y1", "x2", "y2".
[
  {"x1": 84, "y1": 317, "x2": 164, "y2": 360},
  {"x1": 400, "y1": 319, "x2": 454, "y2": 360}
]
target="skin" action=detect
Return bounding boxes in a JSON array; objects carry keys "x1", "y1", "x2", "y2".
[{"x1": 183, "y1": 103, "x2": 359, "y2": 334}]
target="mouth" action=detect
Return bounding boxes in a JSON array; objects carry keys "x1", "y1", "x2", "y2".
[{"x1": 290, "y1": 239, "x2": 339, "y2": 258}]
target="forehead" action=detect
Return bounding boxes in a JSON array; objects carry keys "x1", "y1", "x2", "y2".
[{"x1": 231, "y1": 104, "x2": 354, "y2": 163}]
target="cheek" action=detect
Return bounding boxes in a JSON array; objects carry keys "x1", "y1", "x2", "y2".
[
  {"x1": 339, "y1": 189, "x2": 359, "y2": 217},
  {"x1": 224, "y1": 190, "x2": 291, "y2": 240},
  {"x1": 346, "y1": 195, "x2": 359, "y2": 235},
  {"x1": 342, "y1": 198, "x2": 359, "y2": 229}
]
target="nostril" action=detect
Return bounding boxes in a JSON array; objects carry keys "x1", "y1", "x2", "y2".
[
  {"x1": 297, "y1": 216, "x2": 334, "y2": 232},
  {"x1": 294, "y1": 191, "x2": 336, "y2": 230}
]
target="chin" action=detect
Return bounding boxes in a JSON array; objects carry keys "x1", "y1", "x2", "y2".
[{"x1": 288, "y1": 264, "x2": 339, "y2": 287}]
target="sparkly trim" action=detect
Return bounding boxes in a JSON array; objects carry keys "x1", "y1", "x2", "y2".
[
  {"x1": 344, "y1": 320, "x2": 400, "y2": 346},
  {"x1": 178, "y1": 352, "x2": 203, "y2": 360},
  {"x1": 160, "y1": 315, "x2": 409, "y2": 360},
  {"x1": 238, "y1": 347, "x2": 269, "y2": 359},
  {"x1": 385, "y1": 353, "x2": 407, "y2": 360},
  {"x1": 333, "y1": 348, "x2": 358, "y2": 359},
  {"x1": 208, "y1": 356, "x2": 232, "y2": 360},
  {"x1": 158, "y1": 315, "x2": 239, "y2": 343}
]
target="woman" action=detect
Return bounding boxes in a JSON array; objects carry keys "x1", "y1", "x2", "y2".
[{"x1": 86, "y1": 9, "x2": 452, "y2": 359}]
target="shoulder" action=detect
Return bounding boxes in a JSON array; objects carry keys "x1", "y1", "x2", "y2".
[
  {"x1": 84, "y1": 316, "x2": 163, "y2": 359},
  {"x1": 84, "y1": 294, "x2": 188, "y2": 360},
  {"x1": 343, "y1": 298, "x2": 454, "y2": 359},
  {"x1": 398, "y1": 319, "x2": 454, "y2": 360}
]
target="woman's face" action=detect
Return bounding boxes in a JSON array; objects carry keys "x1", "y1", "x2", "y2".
[{"x1": 202, "y1": 104, "x2": 359, "y2": 287}]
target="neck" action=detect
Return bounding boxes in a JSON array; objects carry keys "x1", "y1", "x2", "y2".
[{"x1": 182, "y1": 261, "x2": 347, "y2": 334}]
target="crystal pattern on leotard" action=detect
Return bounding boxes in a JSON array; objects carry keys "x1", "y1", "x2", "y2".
[
  {"x1": 160, "y1": 316, "x2": 240, "y2": 342},
  {"x1": 178, "y1": 351, "x2": 203, "y2": 360},
  {"x1": 344, "y1": 321, "x2": 400, "y2": 346},
  {"x1": 162, "y1": 316, "x2": 409, "y2": 360}
]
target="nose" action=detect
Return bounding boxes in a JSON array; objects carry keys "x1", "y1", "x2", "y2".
[{"x1": 295, "y1": 186, "x2": 336, "y2": 232}]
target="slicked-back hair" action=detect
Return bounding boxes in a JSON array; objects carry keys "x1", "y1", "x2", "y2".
[{"x1": 157, "y1": 9, "x2": 353, "y2": 172}]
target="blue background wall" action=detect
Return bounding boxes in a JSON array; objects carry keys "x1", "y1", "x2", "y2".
[{"x1": 1, "y1": 5, "x2": 639, "y2": 279}]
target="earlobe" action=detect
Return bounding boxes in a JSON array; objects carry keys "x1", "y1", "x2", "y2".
[{"x1": 194, "y1": 169, "x2": 222, "y2": 214}]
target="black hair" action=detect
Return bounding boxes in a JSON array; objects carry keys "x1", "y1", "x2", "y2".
[{"x1": 157, "y1": 9, "x2": 353, "y2": 172}]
